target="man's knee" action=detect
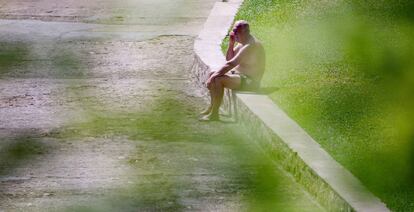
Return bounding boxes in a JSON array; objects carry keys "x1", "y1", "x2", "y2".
[
  {"x1": 207, "y1": 77, "x2": 218, "y2": 90},
  {"x1": 214, "y1": 76, "x2": 224, "y2": 86}
]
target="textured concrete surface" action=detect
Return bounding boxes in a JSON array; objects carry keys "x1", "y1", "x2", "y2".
[{"x1": 0, "y1": 0, "x2": 324, "y2": 211}]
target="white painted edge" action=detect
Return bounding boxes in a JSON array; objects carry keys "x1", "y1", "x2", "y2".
[{"x1": 193, "y1": 1, "x2": 390, "y2": 212}]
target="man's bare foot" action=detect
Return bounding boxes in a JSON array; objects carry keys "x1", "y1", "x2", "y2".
[
  {"x1": 199, "y1": 113, "x2": 219, "y2": 121},
  {"x1": 199, "y1": 107, "x2": 212, "y2": 115}
]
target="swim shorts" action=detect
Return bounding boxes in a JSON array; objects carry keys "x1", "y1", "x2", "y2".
[{"x1": 238, "y1": 73, "x2": 260, "y2": 91}]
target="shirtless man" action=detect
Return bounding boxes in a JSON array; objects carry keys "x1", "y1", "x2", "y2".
[{"x1": 199, "y1": 20, "x2": 265, "y2": 121}]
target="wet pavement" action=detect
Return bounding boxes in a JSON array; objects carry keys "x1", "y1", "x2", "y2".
[{"x1": 0, "y1": 0, "x2": 323, "y2": 211}]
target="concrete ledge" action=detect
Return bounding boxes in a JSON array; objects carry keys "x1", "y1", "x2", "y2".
[{"x1": 191, "y1": 1, "x2": 390, "y2": 212}]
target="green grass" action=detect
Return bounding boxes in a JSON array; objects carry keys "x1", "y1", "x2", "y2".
[{"x1": 228, "y1": 0, "x2": 414, "y2": 211}]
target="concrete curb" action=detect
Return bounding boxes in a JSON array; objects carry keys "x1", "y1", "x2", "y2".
[{"x1": 191, "y1": 1, "x2": 390, "y2": 212}]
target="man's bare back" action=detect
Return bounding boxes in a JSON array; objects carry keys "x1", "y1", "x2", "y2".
[{"x1": 233, "y1": 37, "x2": 265, "y2": 82}]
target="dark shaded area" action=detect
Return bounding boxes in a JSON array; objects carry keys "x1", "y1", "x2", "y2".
[
  {"x1": 0, "y1": 42, "x2": 30, "y2": 76},
  {"x1": 64, "y1": 175, "x2": 185, "y2": 212},
  {"x1": 349, "y1": 0, "x2": 414, "y2": 21},
  {"x1": 0, "y1": 40, "x2": 90, "y2": 78},
  {"x1": 409, "y1": 135, "x2": 414, "y2": 183},
  {"x1": 0, "y1": 133, "x2": 53, "y2": 202},
  {"x1": 52, "y1": 50, "x2": 86, "y2": 78},
  {"x1": 234, "y1": 87, "x2": 279, "y2": 95},
  {"x1": 258, "y1": 86, "x2": 279, "y2": 94},
  {"x1": 0, "y1": 134, "x2": 49, "y2": 176}
]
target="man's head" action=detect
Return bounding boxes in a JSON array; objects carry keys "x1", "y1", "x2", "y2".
[{"x1": 232, "y1": 20, "x2": 250, "y2": 43}]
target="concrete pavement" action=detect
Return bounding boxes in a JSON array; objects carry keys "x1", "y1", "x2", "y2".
[{"x1": 0, "y1": 1, "x2": 324, "y2": 211}]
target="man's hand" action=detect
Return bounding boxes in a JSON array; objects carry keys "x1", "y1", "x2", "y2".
[
  {"x1": 206, "y1": 71, "x2": 221, "y2": 89},
  {"x1": 226, "y1": 31, "x2": 236, "y2": 61},
  {"x1": 206, "y1": 75, "x2": 215, "y2": 90},
  {"x1": 229, "y1": 31, "x2": 236, "y2": 46}
]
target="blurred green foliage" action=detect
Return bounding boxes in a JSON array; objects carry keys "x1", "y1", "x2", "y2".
[
  {"x1": 0, "y1": 37, "x2": 321, "y2": 210},
  {"x1": 230, "y1": 0, "x2": 414, "y2": 210},
  {"x1": 0, "y1": 42, "x2": 29, "y2": 76},
  {"x1": 0, "y1": 136, "x2": 49, "y2": 176},
  {"x1": 53, "y1": 93, "x2": 322, "y2": 211}
]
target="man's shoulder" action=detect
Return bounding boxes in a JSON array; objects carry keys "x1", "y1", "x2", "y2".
[
  {"x1": 251, "y1": 38, "x2": 265, "y2": 56},
  {"x1": 252, "y1": 38, "x2": 264, "y2": 49},
  {"x1": 238, "y1": 38, "x2": 264, "y2": 54}
]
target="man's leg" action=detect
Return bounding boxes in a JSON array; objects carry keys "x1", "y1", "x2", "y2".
[
  {"x1": 200, "y1": 74, "x2": 241, "y2": 121},
  {"x1": 200, "y1": 71, "x2": 215, "y2": 115}
]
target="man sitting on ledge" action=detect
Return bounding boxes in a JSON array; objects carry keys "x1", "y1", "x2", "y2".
[{"x1": 200, "y1": 20, "x2": 266, "y2": 121}]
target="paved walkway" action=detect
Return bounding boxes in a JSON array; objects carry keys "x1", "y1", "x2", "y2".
[{"x1": 0, "y1": 1, "x2": 323, "y2": 211}]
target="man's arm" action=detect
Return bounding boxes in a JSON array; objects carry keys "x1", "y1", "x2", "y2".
[
  {"x1": 207, "y1": 44, "x2": 251, "y2": 88},
  {"x1": 219, "y1": 44, "x2": 251, "y2": 75},
  {"x1": 225, "y1": 32, "x2": 238, "y2": 61}
]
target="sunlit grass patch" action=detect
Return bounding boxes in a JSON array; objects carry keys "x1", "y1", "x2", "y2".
[{"x1": 231, "y1": 0, "x2": 414, "y2": 210}]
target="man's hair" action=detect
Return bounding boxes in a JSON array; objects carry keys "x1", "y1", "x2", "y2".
[{"x1": 234, "y1": 20, "x2": 250, "y2": 34}]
